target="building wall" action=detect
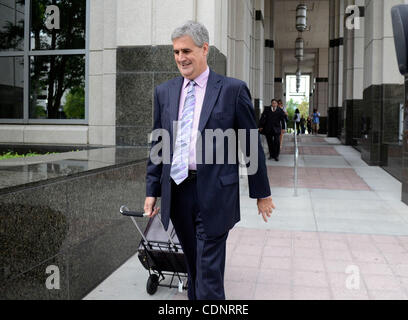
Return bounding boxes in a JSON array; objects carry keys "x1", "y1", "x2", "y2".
[
  {"x1": 0, "y1": 0, "x2": 231, "y2": 146},
  {"x1": 360, "y1": 0, "x2": 405, "y2": 165},
  {"x1": 341, "y1": 0, "x2": 365, "y2": 145},
  {"x1": 227, "y1": 0, "x2": 252, "y2": 84},
  {"x1": 263, "y1": 0, "x2": 275, "y2": 105},
  {"x1": 328, "y1": 0, "x2": 345, "y2": 137},
  {"x1": 88, "y1": 0, "x2": 117, "y2": 146},
  {"x1": 0, "y1": 154, "x2": 148, "y2": 300}
]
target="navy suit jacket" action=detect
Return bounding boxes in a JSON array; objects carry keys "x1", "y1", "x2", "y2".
[{"x1": 146, "y1": 69, "x2": 271, "y2": 237}]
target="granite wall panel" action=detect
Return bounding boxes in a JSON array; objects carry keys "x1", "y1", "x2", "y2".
[
  {"x1": 328, "y1": 107, "x2": 342, "y2": 138},
  {"x1": 381, "y1": 143, "x2": 403, "y2": 181},
  {"x1": 360, "y1": 84, "x2": 404, "y2": 166},
  {"x1": 0, "y1": 155, "x2": 148, "y2": 299},
  {"x1": 319, "y1": 117, "x2": 328, "y2": 135}
]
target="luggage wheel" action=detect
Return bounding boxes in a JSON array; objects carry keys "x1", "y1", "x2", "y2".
[{"x1": 146, "y1": 274, "x2": 160, "y2": 295}]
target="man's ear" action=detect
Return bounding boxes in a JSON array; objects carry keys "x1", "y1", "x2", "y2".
[{"x1": 203, "y1": 42, "x2": 209, "y2": 56}]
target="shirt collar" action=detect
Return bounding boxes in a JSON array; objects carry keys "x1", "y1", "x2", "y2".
[{"x1": 183, "y1": 66, "x2": 210, "y2": 89}]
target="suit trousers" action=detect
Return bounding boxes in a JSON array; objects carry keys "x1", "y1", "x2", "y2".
[
  {"x1": 266, "y1": 133, "x2": 281, "y2": 158},
  {"x1": 170, "y1": 175, "x2": 229, "y2": 300}
]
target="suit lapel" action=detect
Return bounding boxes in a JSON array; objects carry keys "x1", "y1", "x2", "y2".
[
  {"x1": 168, "y1": 77, "x2": 184, "y2": 138},
  {"x1": 198, "y1": 70, "x2": 223, "y2": 133}
]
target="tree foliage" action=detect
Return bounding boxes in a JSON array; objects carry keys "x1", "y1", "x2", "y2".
[
  {"x1": 298, "y1": 98, "x2": 310, "y2": 118},
  {"x1": 30, "y1": 0, "x2": 86, "y2": 119},
  {"x1": 286, "y1": 99, "x2": 297, "y2": 130},
  {"x1": 63, "y1": 86, "x2": 84, "y2": 119},
  {"x1": 285, "y1": 98, "x2": 309, "y2": 130}
]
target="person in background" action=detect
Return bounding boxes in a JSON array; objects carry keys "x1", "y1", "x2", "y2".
[
  {"x1": 294, "y1": 108, "x2": 301, "y2": 136},
  {"x1": 278, "y1": 100, "x2": 288, "y2": 149},
  {"x1": 259, "y1": 99, "x2": 286, "y2": 161},
  {"x1": 312, "y1": 109, "x2": 321, "y2": 135},
  {"x1": 307, "y1": 116, "x2": 312, "y2": 134},
  {"x1": 300, "y1": 115, "x2": 306, "y2": 135}
]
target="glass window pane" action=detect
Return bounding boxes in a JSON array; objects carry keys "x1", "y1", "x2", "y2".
[
  {"x1": 0, "y1": 0, "x2": 25, "y2": 51},
  {"x1": 30, "y1": 54, "x2": 85, "y2": 119},
  {"x1": 0, "y1": 56, "x2": 24, "y2": 118},
  {"x1": 30, "y1": 0, "x2": 86, "y2": 50}
]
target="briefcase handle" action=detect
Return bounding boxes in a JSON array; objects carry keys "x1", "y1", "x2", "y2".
[{"x1": 120, "y1": 205, "x2": 150, "y2": 218}]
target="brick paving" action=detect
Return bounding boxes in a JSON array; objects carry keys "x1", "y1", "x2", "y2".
[
  {"x1": 223, "y1": 228, "x2": 408, "y2": 300},
  {"x1": 280, "y1": 146, "x2": 340, "y2": 156},
  {"x1": 267, "y1": 167, "x2": 371, "y2": 190},
  {"x1": 287, "y1": 136, "x2": 327, "y2": 143}
]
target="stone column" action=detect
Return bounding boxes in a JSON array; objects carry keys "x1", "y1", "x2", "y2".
[
  {"x1": 263, "y1": 0, "x2": 275, "y2": 106},
  {"x1": 274, "y1": 50, "x2": 283, "y2": 102},
  {"x1": 361, "y1": 0, "x2": 405, "y2": 165},
  {"x1": 227, "y1": 0, "x2": 252, "y2": 84},
  {"x1": 88, "y1": 0, "x2": 117, "y2": 146},
  {"x1": 341, "y1": 0, "x2": 365, "y2": 146},
  {"x1": 251, "y1": 0, "x2": 265, "y2": 120},
  {"x1": 328, "y1": 0, "x2": 344, "y2": 137},
  {"x1": 314, "y1": 49, "x2": 329, "y2": 132}
]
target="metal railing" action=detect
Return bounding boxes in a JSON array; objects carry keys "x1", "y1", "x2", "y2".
[{"x1": 294, "y1": 122, "x2": 299, "y2": 196}]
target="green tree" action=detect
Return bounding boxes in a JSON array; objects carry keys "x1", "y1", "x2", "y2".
[
  {"x1": 31, "y1": 0, "x2": 86, "y2": 119},
  {"x1": 34, "y1": 105, "x2": 47, "y2": 118},
  {"x1": 298, "y1": 97, "x2": 310, "y2": 118},
  {"x1": 286, "y1": 98, "x2": 298, "y2": 130},
  {"x1": 286, "y1": 98, "x2": 298, "y2": 110},
  {"x1": 63, "y1": 86, "x2": 85, "y2": 119}
]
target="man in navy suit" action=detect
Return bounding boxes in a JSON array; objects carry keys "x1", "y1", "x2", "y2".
[{"x1": 144, "y1": 21, "x2": 275, "y2": 300}]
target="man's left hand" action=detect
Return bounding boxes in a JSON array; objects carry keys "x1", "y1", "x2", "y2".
[{"x1": 257, "y1": 197, "x2": 276, "y2": 222}]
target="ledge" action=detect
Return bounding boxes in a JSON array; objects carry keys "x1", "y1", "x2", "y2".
[
  {"x1": 0, "y1": 145, "x2": 149, "y2": 194},
  {"x1": 0, "y1": 125, "x2": 89, "y2": 145}
]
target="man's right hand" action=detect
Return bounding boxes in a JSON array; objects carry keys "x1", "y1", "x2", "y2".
[{"x1": 144, "y1": 197, "x2": 160, "y2": 218}]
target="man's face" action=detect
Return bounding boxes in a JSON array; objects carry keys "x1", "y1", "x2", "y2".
[
  {"x1": 272, "y1": 101, "x2": 278, "y2": 108},
  {"x1": 173, "y1": 35, "x2": 209, "y2": 80}
]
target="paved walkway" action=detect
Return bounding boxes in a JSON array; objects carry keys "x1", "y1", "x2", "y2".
[{"x1": 84, "y1": 135, "x2": 408, "y2": 300}]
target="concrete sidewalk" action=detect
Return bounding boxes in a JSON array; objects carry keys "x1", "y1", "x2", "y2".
[{"x1": 84, "y1": 135, "x2": 408, "y2": 300}]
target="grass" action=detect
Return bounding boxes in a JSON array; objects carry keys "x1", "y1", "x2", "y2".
[{"x1": 0, "y1": 151, "x2": 58, "y2": 160}]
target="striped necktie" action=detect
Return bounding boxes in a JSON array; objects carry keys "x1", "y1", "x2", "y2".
[{"x1": 170, "y1": 80, "x2": 196, "y2": 185}]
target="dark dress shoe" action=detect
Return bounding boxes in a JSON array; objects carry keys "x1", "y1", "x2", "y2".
[{"x1": 275, "y1": 157, "x2": 279, "y2": 161}]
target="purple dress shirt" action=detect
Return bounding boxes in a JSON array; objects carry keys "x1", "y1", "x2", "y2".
[{"x1": 177, "y1": 67, "x2": 210, "y2": 170}]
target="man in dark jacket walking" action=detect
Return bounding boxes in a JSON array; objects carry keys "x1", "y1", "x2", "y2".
[{"x1": 259, "y1": 99, "x2": 286, "y2": 161}]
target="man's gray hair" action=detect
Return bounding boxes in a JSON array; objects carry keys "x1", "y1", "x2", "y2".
[{"x1": 171, "y1": 21, "x2": 210, "y2": 48}]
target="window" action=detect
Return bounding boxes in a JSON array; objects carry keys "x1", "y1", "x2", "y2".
[
  {"x1": 286, "y1": 74, "x2": 310, "y2": 104},
  {"x1": 30, "y1": 0, "x2": 86, "y2": 51},
  {"x1": 0, "y1": 0, "x2": 88, "y2": 123},
  {"x1": 0, "y1": 56, "x2": 24, "y2": 118}
]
